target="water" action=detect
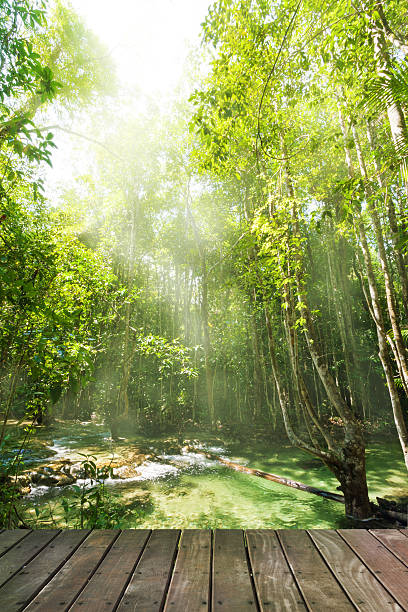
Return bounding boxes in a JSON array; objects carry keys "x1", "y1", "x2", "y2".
[{"x1": 18, "y1": 421, "x2": 408, "y2": 529}]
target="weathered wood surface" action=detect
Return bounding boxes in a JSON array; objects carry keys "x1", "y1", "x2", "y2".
[
  {"x1": 70, "y1": 529, "x2": 150, "y2": 612},
  {"x1": 308, "y1": 529, "x2": 403, "y2": 611},
  {"x1": 0, "y1": 528, "x2": 32, "y2": 557},
  {"x1": 116, "y1": 529, "x2": 180, "y2": 611},
  {"x1": 212, "y1": 529, "x2": 256, "y2": 611},
  {"x1": 0, "y1": 529, "x2": 408, "y2": 611},
  {"x1": 163, "y1": 529, "x2": 211, "y2": 611},
  {"x1": 247, "y1": 529, "x2": 306, "y2": 611},
  {"x1": 370, "y1": 529, "x2": 408, "y2": 566},
  {"x1": 339, "y1": 529, "x2": 408, "y2": 610},
  {"x1": 24, "y1": 530, "x2": 118, "y2": 611},
  {"x1": 0, "y1": 530, "x2": 89, "y2": 612},
  {"x1": 0, "y1": 529, "x2": 57, "y2": 589},
  {"x1": 278, "y1": 529, "x2": 354, "y2": 610}
]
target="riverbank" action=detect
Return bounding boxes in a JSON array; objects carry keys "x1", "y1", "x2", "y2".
[{"x1": 2, "y1": 419, "x2": 407, "y2": 529}]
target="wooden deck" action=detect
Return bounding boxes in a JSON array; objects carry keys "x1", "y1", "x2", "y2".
[{"x1": 0, "y1": 529, "x2": 407, "y2": 611}]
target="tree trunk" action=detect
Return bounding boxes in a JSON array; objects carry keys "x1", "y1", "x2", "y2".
[
  {"x1": 270, "y1": 129, "x2": 373, "y2": 518},
  {"x1": 352, "y1": 122, "x2": 408, "y2": 396},
  {"x1": 201, "y1": 253, "x2": 215, "y2": 426},
  {"x1": 338, "y1": 108, "x2": 408, "y2": 470},
  {"x1": 366, "y1": 120, "x2": 408, "y2": 318},
  {"x1": 249, "y1": 296, "x2": 263, "y2": 418},
  {"x1": 327, "y1": 444, "x2": 372, "y2": 519},
  {"x1": 369, "y1": 9, "x2": 408, "y2": 150},
  {"x1": 117, "y1": 203, "x2": 136, "y2": 417}
]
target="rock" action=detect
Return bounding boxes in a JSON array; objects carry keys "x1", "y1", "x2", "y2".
[
  {"x1": 28, "y1": 466, "x2": 76, "y2": 487},
  {"x1": 16, "y1": 475, "x2": 30, "y2": 488},
  {"x1": 30, "y1": 471, "x2": 42, "y2": 484},
  {"x1": 52, "y1": 460, "x2": 73, "y2": 473},
  {"x1": 54, "y1": 473, "x2": 75, "y2": 486},
  {"x1": 69, "y1": 452, "x2": 151, "y2": 480},
  {"x1": 70, "y1": 464, "x2": 85, "y2": 477},
  {"x1": 8, "y1": 475, "x2": 32, "y2": 495},
  {"x1": 38, "y1": 474, "x2": 60, "y2": 486},
  {"x1": 71, "y1": 460, "x2": 117, "y2": 479},
  {"x1": 114, "y1": 465, "x2": 141, "y2": 479},
  {"x1": 20, "y1": 446, "x2": 158, "y2": 489},
  {"x1": 377, "y1": 497, "x2": 397, "y2": 510},
  {"x1": 128, "y1": 450, "x2": 149, "y2": 466}
]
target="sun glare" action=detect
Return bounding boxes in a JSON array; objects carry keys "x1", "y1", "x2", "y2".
[{"x1": 70, "y1": 0, "x2": 211, "y2": 95}]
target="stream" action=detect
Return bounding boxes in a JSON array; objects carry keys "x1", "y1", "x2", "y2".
[{"x1": 13, "y1": 421, "x2": 408, "y2": 529}]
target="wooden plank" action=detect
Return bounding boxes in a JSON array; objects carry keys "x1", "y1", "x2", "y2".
[
  {"x1": 339, "y1": 529, "x2": 408, "y2": 610},
  {"x1": 0, "y1": 530, "x2": 58, "y2": 588},
  {"x1": 0, "y1": 530, "x2": 32, "y2": 558},
  {"x1": 24, "y1": 530, "x2": 119, "y2": 611},
  {"x1": 370, "y1": 530, "x2": 408, "y2": 567},
  {"x1": 278, "y1": 530, "x2": 354, "y2": 610},
  {"x1": 212, "y1": 529, "x2": 257, "y2": 611},
  {"x1": 309, "y1": 530, "x2": 403, "y2": 611},
  {"x1": 116, "y1": 529, "x2": 180, "y2": 612},
  {"x1": 0, "y1": 530, "x2": 89, "y2": 612},
  {"x1": 246, "y1": 530, "x2": 306, "y2": 611},
  {"x1": 163, "y1": 529, "x2": 211, "y2": 611},
  {"x1": 70, "y1": 529, "x2": 150, "y2": 612}
]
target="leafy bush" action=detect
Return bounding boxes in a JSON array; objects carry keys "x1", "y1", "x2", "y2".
[{"x1": 60, "y1": 454, "x2": 133, "y2": 528}]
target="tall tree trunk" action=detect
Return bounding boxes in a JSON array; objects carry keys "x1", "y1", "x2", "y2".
[
  {"x1": 366, "y1": 120, "x2": 408, "y2": 319},
  {"x1": 187, "y1": 197, "x2": 216, "y2": 428},
  {"x1": 280, "y1": 130, "x2": 362, "y2": 431},
  {"x1": 326, "y1": 238, "x2": 367, "y2": 414},
  {"x1": 338, "y1": 109, "x2": 408, "y2": 470},
  {"x1": 368, "y1": 5, "x2": 408, "y2": 151},
  {"x1": 352, "y1": 123, "x2": 408, "y2": 396},
  {"x1": 270, "y1": 129, "x2": 373, "y2": 518},
  {"x1": 117, "y1": 199, "x2": 137, "y2": 418},
  {"x1": 201, "y1": 252, "x2": 215, "y2": 426},
  {"x1": 264, "y1": 305, "x2": 371, "y2": 518},
  {"x1": 249, "y1": 290, "x2": 263, "y2": 418}
]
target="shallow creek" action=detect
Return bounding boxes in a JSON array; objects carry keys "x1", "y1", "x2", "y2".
[{"x1": 17, "y1": 421, "x2": 408, "y2": 529}]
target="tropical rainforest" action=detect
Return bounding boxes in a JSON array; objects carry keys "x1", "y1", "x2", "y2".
[{"x1": 1, "y1": 0, "x2": 408, "y2": 530}]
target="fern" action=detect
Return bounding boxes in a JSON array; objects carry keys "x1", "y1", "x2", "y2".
[
  {"x1": 362, "y1": 60, "x2": 408, "y2": 182},
  {"x1": 363, "y1": 60, "x2": 408, "y2": 121}
]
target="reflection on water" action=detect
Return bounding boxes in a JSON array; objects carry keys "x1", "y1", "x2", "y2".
[{"x1": 20, "y1": 421, "x2": 408, "y2": 529}]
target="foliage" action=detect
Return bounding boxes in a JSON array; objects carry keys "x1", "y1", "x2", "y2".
[
  {"x1": 0, "y1": 422, "x2": 35, "y2": 528},
  {"x1": 60, "y1": 454, "x2": 132, "y2": 529}
]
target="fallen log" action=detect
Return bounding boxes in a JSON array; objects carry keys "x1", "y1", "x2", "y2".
[
  {"x1": 186, "y1": 447, "x2": 407, "y2": 525},
  {"x1": 376, "y1": 498, "x2": 408, "y2": 525},
  {"x1": 185, "y1": 446, "x2": 345, "y2": 503}
]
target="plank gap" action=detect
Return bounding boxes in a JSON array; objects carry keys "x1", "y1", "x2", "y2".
[
  {"x1": 243, "y1": 531, "x2": 261, "y2": 612},
  {"x1": 274, "y1": 530, "x2": 309, "y2": 611}
]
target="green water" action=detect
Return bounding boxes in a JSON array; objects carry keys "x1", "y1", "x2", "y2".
[{"x1": 20, "y1": 421, "x2": 408, "y2": 529}]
